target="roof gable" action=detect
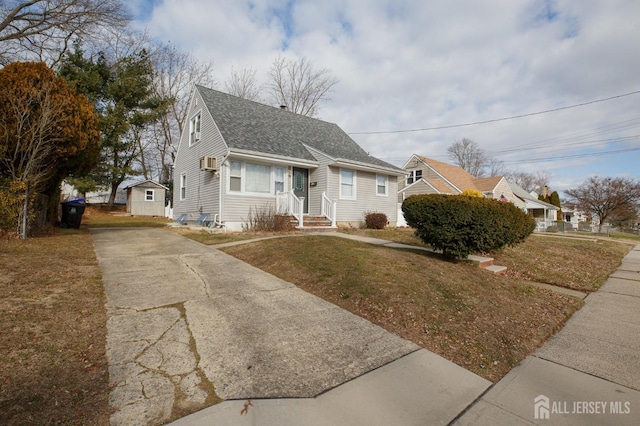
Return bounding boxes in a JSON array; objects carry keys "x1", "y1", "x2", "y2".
[
  {"x1": 125, "y1": 179, "x2": 168, "y2": 190},
  {"x1": 196, "y1": 85, "x2": 401, "y2": 173},
  {"x1": 474, "y1": 176, "x2": 503, "y2": 192},
  {"x1": 415, "y1": 155, "x2": 478, "y2": 192},
  {"x1": 508, "y1": 182, "x2": 559, "y2": 210}
]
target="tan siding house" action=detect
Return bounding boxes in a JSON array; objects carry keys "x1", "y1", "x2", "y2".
[
  {"x1": 173, "y1": 85, "x2": 405, "y2": 230},
  {"x1": 399, "y1": 155, "x2": 514, "y2": 202}
]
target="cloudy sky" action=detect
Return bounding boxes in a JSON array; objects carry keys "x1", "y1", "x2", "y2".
[{"x1": 130, "y1": 0, "x2": 639, "y2": 193}]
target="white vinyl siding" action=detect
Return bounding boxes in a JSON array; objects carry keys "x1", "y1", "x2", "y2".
[
  {"x1": 330, "y1": 167, "x2": 398, "y2": 223},
  {"x1": 376, "y1": 174, "x2": 388, "y2": 196},
  {"x1": 340, "y1": 169, "x2": 356, "y2": 200},
  {"x1": 172, "y1": 88, "x2": 226, "y2": 218}
]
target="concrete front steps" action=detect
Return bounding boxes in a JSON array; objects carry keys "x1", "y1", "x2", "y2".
[
  {"x1": 467, "y1": 254, "x2": 508, "y2": 274},
  {"x1": 284, "y1": 215, "x2": 336, "y2": 231}
]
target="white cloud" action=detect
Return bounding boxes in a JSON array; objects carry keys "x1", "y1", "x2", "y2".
[{"x1": 136, "y1": 0, "x2": 640, "y2": 190}]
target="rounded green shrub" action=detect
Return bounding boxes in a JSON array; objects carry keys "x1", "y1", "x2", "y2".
[{"x1": 402, "y1": 194, "x2": 536, "y2": 258}]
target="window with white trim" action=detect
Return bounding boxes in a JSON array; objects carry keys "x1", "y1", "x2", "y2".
[
  {"x1": 189, "y1": 112, "x2": 201, "y2": 146},
  {"x1": 376, "y1": 175, "x2": 388, "y2": 196},
  {"x1": 407, "y1": 169, "x2": 422, "y2": 184},
  {"x1": 275, "y1": 167, "x2": 285, "y2": 193},
  {"x1": 228, "y1": 161, "x2": 286, "y2": 195},
  {"x1": 340, "y1": 169, "x2": 356, "y2": 199},
  {"x1": 179, "y1": 174, "x2": 186, "y2": 200},
  {"x1": 229, "y1": 161, "x2": 242, "y2": 191},
  {"x1": 145, "y1": 189, "x2": 154, "y2": 201}
]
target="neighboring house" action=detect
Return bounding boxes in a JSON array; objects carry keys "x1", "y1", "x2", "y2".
[
  {"x1": 508, "y1": 182, "x2": 560, "y2": 231},
  {"x1": 562, "y1": 202, "x2": 592, "y2": 229},
  {"x1": 125, "y1": 180, "x2": 168, "y2": 217},
  {"x1": 172, "y1": 85, "x2": 406, "y2": 231},
  {"x1": 398, "y1": 155, "x2": 515, "y2": 201},
  {"x1": 61, "y1": 180, "x2": 127, "y2": 204}
]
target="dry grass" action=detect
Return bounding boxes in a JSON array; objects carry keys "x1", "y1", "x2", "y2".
[
  {"x1": 220, "y1": 233, "x2": 630, "y2": 382},
  {"x1": 491, "y1": 235, "x2": 631, "y2": 292},
  {"x1": 340, "y1": 228, "x2": 631, "y2": 292},
  {"x1": 0, "y1": 229, "x2": 110, "y2": 425},
  {"x1": 83, "y1": 204, "x2": 172, "y2": 228}
]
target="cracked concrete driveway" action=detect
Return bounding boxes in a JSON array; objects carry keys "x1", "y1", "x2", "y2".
[{"x1": 91, "y1": 228, "x2": 418, "y2": 425}]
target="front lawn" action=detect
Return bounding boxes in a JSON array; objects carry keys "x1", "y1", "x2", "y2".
[{"x1": 220, "y1": 235, "x2": 590, "y2": 382}]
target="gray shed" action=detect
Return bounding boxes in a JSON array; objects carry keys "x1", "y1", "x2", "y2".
[{"x1": 125, "y1": 180, "x2": 168, "y2": 216}]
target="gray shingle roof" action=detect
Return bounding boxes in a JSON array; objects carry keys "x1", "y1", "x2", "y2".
[
  {"x1": 508, "y1": 182, "x2": 559, "y2": 210},
  {"x1": 196, "y1": 85, "x2": 402, "y2": 172}
]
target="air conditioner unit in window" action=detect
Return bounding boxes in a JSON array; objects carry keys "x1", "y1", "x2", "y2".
[
  {"x1": 201, "y1": 156, "x2": 217, "y2": 171},
  {"x1": 194, "y1": 131, "x2": 201, "y2": 141}
]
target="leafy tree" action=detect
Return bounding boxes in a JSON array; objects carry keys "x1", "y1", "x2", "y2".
[
  {"x1": 0, "y1": 0, "x2": 129, "y2": 66},
  {"x1": 267, "y1": 56, "x2": 338, "y2": 117},
  {"x1": 59, "y1": 45, "x2": 169, "y2": 206},
  {"x1": 565, "y1": 176, "x2": 640, "y2": 233},
  {"x1": 447, "y1": 138, "x2": 488, "y2": 178},
  {"x1": 0, "y1": 61, "x2": 100, "y2": 236}
]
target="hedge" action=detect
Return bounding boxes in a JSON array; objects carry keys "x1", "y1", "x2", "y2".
[{"x1": 402, "y1": 194, "x2": 536, "y2": 258}]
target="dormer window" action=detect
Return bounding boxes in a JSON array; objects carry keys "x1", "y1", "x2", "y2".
[
  {"x1": 407, "y1": 169, "x2": 422, "y2": 184},
  {"x1": 189, "y1": 112, "x2": 201, "y2": 146}
]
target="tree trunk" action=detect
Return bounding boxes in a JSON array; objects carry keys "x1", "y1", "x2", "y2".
[{"x1": 108, "y1": 181, "x2": 119, "y2": 208}]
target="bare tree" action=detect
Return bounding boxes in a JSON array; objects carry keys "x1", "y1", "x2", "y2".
[
  {"x1": 565, "y1": 176, "x2": 640, "y2": 233},
  {"x1": 505, "y1": 170, "x2": 552, "y2": 193},
  {"x1": 486, "y1": 158, "x2": 507, "y2": 177},
  {"x1": 447, "y1": 138, "x2": 488, "y2": 177},
  {"x1": 0, "y1": 0, "x2": 129, "y2": 66},
  {"x1": 266, "y1": 56, "x2": 338, "y2": 117},
  {"x1": 146, "y1": 42, "x2": 216, "y2": 184},
  {"x1": 225, "y1": 66, "x2": 261, "y2": 101}
]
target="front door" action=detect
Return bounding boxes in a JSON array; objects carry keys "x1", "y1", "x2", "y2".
[{"x1": 292, "y1": 167, "x2": 309, "y2": 213}]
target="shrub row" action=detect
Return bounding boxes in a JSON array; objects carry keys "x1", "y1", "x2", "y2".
[{"x1": 402, "y1": 194, "x2": 536, "y2": 258}]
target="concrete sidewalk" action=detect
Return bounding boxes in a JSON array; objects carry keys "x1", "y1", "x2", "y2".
[
  {"x1": 454, "y1": 244, "x2": 640, "y2": 425},
  {"x1": 92, "y1": 228, "x2": 640, "y2": 425},
  {"x1": 91, "y1": 228, "x2": 489, "y2": 425}
]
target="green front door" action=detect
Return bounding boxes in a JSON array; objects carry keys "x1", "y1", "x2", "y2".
[{"x1": 292, "y1": 167, "x2": 309, "y2": 214}]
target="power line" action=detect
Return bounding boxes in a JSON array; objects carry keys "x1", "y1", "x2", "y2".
[
  {"x1": 349, "y1": 90, "x2": 640, "y2": 135},
  {"x1": 501, "y1": 147, "x2": 640, "y2": 165}
]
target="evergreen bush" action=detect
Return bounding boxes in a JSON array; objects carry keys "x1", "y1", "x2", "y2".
[{"x1": 402, "y1": 194, "x2": 536, "y2": 258}]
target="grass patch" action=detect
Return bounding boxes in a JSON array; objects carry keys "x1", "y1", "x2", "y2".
[
  {"x1": 83, "y1": 205, "x2": 172, "y2": 228},
  {"x1": 0, "y1": 229, "x2": 110, "y2": 425},
  {"x1": 339, "y1": 228, "x2": 631, "y2": 292},
  {"x1": 220, "y1": 235, "x2": 588, "y2": 382},
  {"x1": 608, "y1": 232, "x2": 640, "y2": 242},
  {"x1": 490, "y1": 235, "x2": 631, "y2": 292},
  {"x1": 339, "y1": 227, "x2": 431, "y2": 247}
]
